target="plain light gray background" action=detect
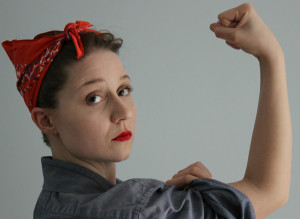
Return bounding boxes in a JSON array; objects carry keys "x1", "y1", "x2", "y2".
[{"x1": 1, "y1": 0, "x2": 299, "y2": 218}]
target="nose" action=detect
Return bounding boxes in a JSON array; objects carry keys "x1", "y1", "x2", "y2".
[{"x1": 110, "y1": 95, "x2": 133, "y2": 123}]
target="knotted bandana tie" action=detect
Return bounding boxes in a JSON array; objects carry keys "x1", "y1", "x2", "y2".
[{"x1": 2, "y1": 21, "x2": 102, "y2": 112}]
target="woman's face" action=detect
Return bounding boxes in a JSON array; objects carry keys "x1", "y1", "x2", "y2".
[{"x1": 52, "y1": 49, "x2": 137, "y2": 163}]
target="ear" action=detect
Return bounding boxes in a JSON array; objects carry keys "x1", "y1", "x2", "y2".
[{"x1": 31, "y1": 107, "x2": 58, "y2": 136}]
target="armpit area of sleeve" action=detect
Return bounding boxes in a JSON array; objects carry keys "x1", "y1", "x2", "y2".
[
  {"x1": 190, "y1": 178, "x2": 256, "y2": 218},
  {"x1": 139, "y1": 178, "x2": 256, "y2": 219}
]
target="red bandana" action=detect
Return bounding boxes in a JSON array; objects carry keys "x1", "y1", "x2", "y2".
[{"x1": 2, "y1": 21, "x2": 102, "y2": 112}]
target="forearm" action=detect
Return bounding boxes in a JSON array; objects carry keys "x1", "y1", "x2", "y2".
[
  {"x1": 210, "y1": 4, "x2": 293, "y2": 217},
  {"x1": 244, "y1": 49, "x2": 292, "y2": 215}
]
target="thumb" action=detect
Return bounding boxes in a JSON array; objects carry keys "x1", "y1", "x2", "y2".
[{"x1": 210, "y1": 22, "x2": 240, "y2": 45}]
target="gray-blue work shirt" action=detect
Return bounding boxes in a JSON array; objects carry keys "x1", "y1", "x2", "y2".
[{"x1": 34, "y1": 156, "x2": 256, "y2": 218}]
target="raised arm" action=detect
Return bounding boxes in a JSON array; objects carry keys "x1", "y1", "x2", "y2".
[{"x1": 210, "y1": 3, "x2": 292, "y2": 219}]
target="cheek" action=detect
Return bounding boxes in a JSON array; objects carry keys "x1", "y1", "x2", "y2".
[
  {"x1": 130, "y1": 99, "x2": 137, "y2": 121},
  {"x1": 133, "y1": 104, "x2": 138, "y2": 127},
  {"x1": 56, "y1": 111, "x2": 109, "y2": 152}
]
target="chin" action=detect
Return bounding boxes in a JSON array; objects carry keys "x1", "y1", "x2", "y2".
[{"x1": 114, "y1": 150, "x2": 131, "y2": 162}]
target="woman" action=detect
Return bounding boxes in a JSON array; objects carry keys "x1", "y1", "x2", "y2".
[{"x1": 2, "y1": 3, "x2": 292, "y2": 219}]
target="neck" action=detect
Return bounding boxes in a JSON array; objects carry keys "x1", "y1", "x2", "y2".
[
  {"x1": 50, "y1": 142, "x2": 117, "y2": 184},
  {"x1": 82, "y1": 160, "x2": 117, "y2": 184}
]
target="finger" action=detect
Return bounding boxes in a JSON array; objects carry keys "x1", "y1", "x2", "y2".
[
  {"x1": 217, "y1": 3, "x2": 251, "y2": 28},
  {"x1": 210, "y1": 22, "x2": 223, "y2": 32},
  {"x1": 174, "y1": 162, "x2": 212, "y2": 179},
  {"x1": 173, "y1": 167, "x2": 212, "y2": 180},
  {"x1": 178, "y1": 161, "x2": 212, "y2": 176},
  {"x1": 177, "y1": 161, "x2": 204, "y2": 174},
  {"x1": 226, "y1": 41, "x2": 241, "y2": 50},
  {"x1": 210, "y1": 21, "x2": 238, "y2": 31},
  {"x1": 166, "y1": 175, "x2": 198, "y2": 188},
  {"x1": 213, "y1": 25, "x2": 240, "y2": 45}
]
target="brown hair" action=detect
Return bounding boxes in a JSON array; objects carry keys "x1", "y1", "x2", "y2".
[{"x1": 36, "y1": 31, "x2": 123, "y2": 147}]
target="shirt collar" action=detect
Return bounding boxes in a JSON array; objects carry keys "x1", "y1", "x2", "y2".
[{"x1": 41, "y1": 156, "x2": 122, "y2": 194}]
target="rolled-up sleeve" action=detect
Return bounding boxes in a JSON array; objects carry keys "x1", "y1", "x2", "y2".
[{"x1": 139, "y1": 178, "x2": 256, "y2": 219}]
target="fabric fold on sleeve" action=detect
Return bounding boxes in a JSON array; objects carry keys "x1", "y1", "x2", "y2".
[{"x1": 139, "y1": 178, "x2": 256, "y2": 219}]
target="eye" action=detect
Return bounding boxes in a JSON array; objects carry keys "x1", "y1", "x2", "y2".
[
  {"x1": 86, "y1": 93, "x2": 103, "y2": 104},
  {"x1": 118, "y1": 86, "x2": 133, "y2": 96}
]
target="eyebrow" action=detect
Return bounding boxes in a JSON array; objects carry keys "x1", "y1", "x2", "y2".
[{"x1": 79, "y1": 75, "x2": 131, "y2": 89}]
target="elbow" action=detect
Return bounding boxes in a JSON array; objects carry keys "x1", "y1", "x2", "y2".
[
  {"x1": 276, "y1": 184, "x2": 290, "y2": 209},
  {"x1": 258, "y1": 191, "x2": 289, "y2": 218},
  {"x1": 243, "y1": 177, "x2": 291, "y2": 217},
  {"x1": 277, "y1": 192, "x2": 289, "y2": 208},
  {"x1": 268, "y1": 189, "x2": 290, "y2": 214}
]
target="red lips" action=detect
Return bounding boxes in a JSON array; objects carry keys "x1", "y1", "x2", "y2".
[{"x1": 112, "y1": 130, "x2": 132, "y2": 141}]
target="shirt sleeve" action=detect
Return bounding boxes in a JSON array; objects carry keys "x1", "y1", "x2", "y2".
[{"x1": 139, "y1": 178, "x2": 256, "y2": 219}]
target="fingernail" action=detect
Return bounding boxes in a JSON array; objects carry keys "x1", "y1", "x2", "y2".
[{"x1": 210, "y1": 23, "x2": 216, "y2": 32}]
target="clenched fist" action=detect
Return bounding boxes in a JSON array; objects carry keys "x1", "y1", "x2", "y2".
[{"x1": 210, "y1": 3, "x2": 282, "y2": 62}]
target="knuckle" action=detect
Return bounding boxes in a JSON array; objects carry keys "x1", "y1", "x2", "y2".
[
  {"x1": 195, "y1": 161, "x2": 203, "y2": 167},
  {"x1": 206, "y1": 172, "x2": 212, "y2": 178},
  {"x1": 191, "y1": 166, "x2": 199, "y2": 174},
  {"x1": 185, "y1": 175, "x2": 196, "y2": 184},
  {"x1": 243, "y1": 3, "x2": 253, "y2": 10},
  {"x1": 214, "y1": 29, "x2": 224, "y2": 39},
  {"x1": 214, "y1": 30, "x2": 221, "y2": 38},
  {"x1": 217, "y1": 13, "x2": 223, "y2": 20},
  {"x1": 183, "y1": 175, "x2": 191, "y2": 183},
  {"x1": 230, "y1": 31, "x2": 240, "y2": 44},
  {"x1": 241, "y1": 3, "x2": 254, "y2": 14}
]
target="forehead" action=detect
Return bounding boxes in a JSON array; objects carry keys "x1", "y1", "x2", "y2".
[{"x1": 65, "y1": 49, "x2": 127, "y2": 88}]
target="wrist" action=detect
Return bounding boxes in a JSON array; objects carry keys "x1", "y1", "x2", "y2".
[
  {"x1": 257, "y1": 47, "x2": 286, "y2": 81},
  {"x1": 256, "y1": 41, "x2": 284, "y2": 65}
]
